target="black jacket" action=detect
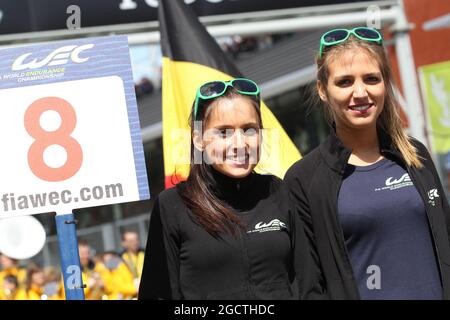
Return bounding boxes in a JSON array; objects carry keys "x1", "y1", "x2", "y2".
[
  {"x1": 284, "y1": 129, "x2": 450, "y2": 299},
  {"x1": 138, "y1": 168, "x2": 325, "y2": 300}
]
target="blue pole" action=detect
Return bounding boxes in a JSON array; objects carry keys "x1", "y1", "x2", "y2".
[{"x1": 55, "y1": 212, "x2": 85, "y2": 300}]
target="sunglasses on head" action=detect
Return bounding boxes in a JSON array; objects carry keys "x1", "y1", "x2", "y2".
[
  {"x1": 319, "y1": 27, "x2": 383, "y2": 58},
  {"x1": 194, "y1": 78, "x2": 260, "y2": 120}
]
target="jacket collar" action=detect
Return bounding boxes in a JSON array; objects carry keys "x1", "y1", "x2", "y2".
[
  {"x1": 319, "y1": 126, "x2": 403, "y2": 174},
  {"x1": 207, "y1": 165, "x2": 255, "y2": 201}
]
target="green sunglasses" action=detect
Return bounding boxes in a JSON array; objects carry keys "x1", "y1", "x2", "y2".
[
  {"x1": 319, "y1": 27, "x2": 383, "y2": 58},
  {"x1": 193, "y1": 78, "x2": 260, "y2": 120}
]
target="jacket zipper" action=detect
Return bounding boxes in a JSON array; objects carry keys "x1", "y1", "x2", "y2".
[{"x1": 238, "y1": 228, "x2": 253, "y2": 297}]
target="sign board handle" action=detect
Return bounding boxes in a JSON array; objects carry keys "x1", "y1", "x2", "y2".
[{"x1": 55, "y1": 212, "x2": 85, "y2": 300}]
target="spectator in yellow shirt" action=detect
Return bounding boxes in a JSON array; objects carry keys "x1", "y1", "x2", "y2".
[
  {"x1": 2, "y1": 275, "x2": 27, "y2": 300},
  {"x1": 0, "y1": 253, "x2": 27, "y2": 292},
  {"x1": 101, "y1": 251, "x2": 137, "y2": 299},
  {"x1": 78, "y1": 240, "x2": 106, "y2": 300},
  {"x1": 42, "y1": 267, "x2": 64, "y2": 300},
  {"x1": 120, "y1": 230, "x2": 145, "y2": 290},
  {"x1": 25, "y1": 264, "x2": 46, "y2": 300}
]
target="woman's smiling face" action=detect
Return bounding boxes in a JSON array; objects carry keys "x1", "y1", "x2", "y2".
[
  {"x1": 195, "y1": 95, "x2": 261, "y2": 179},
  {"x1": 318, "y1": 48, "x2": 386, "y2": 132}
]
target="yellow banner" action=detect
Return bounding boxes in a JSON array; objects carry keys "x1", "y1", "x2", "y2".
[{"x1": 420, "y1": 60, "x2": 450, "y2": 153}]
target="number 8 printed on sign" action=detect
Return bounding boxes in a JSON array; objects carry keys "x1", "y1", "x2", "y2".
[{"x1": 24, "y1": 96, "x2": 83, "y2": 182}]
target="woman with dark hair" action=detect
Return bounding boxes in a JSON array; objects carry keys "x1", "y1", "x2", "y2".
[
  {"x1": 138, "y1": 78, "x2": 325, "y2": 300},
  {"x1": 284, "y1": 27, "x2": 450, "y2": 299}
]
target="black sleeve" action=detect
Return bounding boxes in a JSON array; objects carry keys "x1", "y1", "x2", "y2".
[
  {"x1": 138, "y1": 196, "x2": 182, "y2": 300},
  {"x1": 413, "y1": 139, "x2": 450, "y2": 241},
  {"x1": 283, "y1": 174, "x2": 329, "y2": 300}
]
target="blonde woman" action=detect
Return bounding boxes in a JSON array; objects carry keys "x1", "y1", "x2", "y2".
[{"x1": 284, "y1": 27, "x2": 450, "y2": 299}]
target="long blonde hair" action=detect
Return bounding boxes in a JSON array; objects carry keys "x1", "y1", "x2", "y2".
[{"x1": 316, "y1": 37, "x2": 423, "y2": 168}]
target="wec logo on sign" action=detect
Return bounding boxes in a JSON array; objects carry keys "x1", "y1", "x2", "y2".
[{"x1": 12, "y1": 44, "x2": 94, "y2": 71}]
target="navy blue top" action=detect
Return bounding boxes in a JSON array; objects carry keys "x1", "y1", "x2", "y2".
[{"x1": 338, "y1": 157, "x2": 442, "y2": 299}]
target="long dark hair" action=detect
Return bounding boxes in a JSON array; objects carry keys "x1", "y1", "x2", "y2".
[{"x1": 178, "y1": 88, "x2": 262, "y2": 237}]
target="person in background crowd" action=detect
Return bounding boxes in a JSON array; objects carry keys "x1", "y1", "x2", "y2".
[
  {"x1": 43, "y1": 266, "x2": 64, "y2": 300},
  {"x1": 78, "y1": 240, "x2": 107, "y2": 300},
  {"x1": 2, "y1": 275, "x2": 26, "y2": 300},
  {"x1": 0, "y1": 253, "x2": 27, "y2": 297},
  {"x1": 25, "y1": 264, "x2": 46, "y2": 300},
  {"x1": 101, "y1": 251, "x2": 137, "y2": 299},
  {"x1": 121, "y1": 230, "x2": 145, "y2": 291}
]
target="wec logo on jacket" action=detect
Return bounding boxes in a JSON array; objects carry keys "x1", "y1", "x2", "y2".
[
  {"x1": 428, "y1": 188, "x2": 439, "y2": 207},
  {"x1": 247, "y1": 219, "x2": 287, "y2": 234}
]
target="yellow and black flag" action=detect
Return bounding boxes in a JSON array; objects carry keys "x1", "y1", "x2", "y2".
[{"x1": 159, "y1": 0, "x2": 301, "y2": 188}]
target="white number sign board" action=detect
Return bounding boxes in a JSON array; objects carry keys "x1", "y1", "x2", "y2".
[{"x1": 0, "y1": 36, "x2": 150, "y2": 218}]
